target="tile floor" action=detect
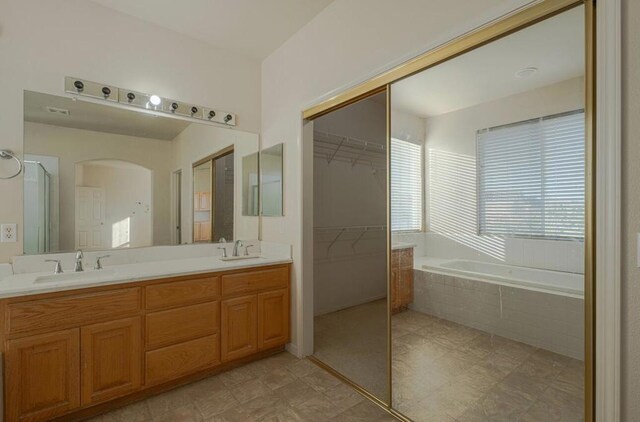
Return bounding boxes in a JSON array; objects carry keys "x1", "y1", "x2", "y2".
[
  {"x1": 87, "y1": 352, "x2": 396, "y2": 422},
  {"x1": 393, "y1": 310, "x2": 585, "y2": 421},
  {"x1": 89, "y1": 307, "x2": 584, "y2": 422}
]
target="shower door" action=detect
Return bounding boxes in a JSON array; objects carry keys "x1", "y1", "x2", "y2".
[{"x1": 311, "y1": 90, "x2": 390, "y2": 404}]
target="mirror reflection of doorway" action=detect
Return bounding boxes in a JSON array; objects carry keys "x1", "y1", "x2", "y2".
[
  {"x1": 75, "y1": 159, "x2": 153, "y2": 250},
  {"x1": 193, "y1": 147, "x2": 234, "y2": 243}
]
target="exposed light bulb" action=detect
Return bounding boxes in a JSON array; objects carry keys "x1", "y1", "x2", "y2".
[{"x1": 149, "y1": 95, "x2": 161, "y2": 106}]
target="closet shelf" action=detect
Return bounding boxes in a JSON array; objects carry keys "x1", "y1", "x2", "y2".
[
  {"x1": 314, "y1": 130, "x2": 386, "y2": 170},
  {"x1": 314, "y1": 225, "x2": 386, "y2": 233}
]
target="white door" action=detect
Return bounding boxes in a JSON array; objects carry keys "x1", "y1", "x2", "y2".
[{"x1": 75, "y1": 187, "x2": 106, "y2": 249}]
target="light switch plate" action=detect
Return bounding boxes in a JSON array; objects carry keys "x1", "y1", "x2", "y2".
[{"x1": 1, "y1": 224, "x2": 17, "y2": 243}]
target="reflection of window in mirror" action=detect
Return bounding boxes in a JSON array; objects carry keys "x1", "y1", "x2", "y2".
[
  {"x1": 260, "y1": 143, "x2": 284, "y2": 216},
  {"x1": 193, "y1": 147, "x2": 234, "y2": 243}
]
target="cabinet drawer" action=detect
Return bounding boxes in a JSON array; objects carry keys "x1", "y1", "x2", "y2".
[
  {"x1": 7, "y1": 288, "x2": 141, "y2": 336},
  {"x1": 145, "y1": 276, "x2": 220, "y2": 310},
  {"x1": 145, "y1": 334, "x2": 220, "y2": 385},
  {"x1": 221, "y1": 267, "x2": 288, "y2": 297},
  {"x1": 146, "y1": 301, "x2": 219, "y2": 349}
]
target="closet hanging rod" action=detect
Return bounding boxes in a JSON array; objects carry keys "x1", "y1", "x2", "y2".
[{"x1": 314, "y1": 130, "x2": 386, "y2": 152}]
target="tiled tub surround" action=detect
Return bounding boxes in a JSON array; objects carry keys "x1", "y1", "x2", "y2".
[{"x1": 411, "y1": 266, "x2": 584, "y2": 360}]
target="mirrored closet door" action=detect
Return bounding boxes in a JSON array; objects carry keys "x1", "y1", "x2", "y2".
[
  {"x1": 312, "y1": 90, "x2": 390, "y2": 403},
  {"x1": 306, "y1": 2, "x2": 591, "y2": 420},
  {"x1": 390, "y1": 5, "x2": 587, "y2": 421}
]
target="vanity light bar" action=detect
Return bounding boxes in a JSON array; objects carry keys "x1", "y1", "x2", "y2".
[{"x1": 64, "y1": 76, "x2": 237, "y2": 126}]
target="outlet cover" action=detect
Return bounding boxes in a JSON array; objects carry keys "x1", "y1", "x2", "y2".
[{"x1": 1, "y1": 224, "x2": 17, "y2": 243}]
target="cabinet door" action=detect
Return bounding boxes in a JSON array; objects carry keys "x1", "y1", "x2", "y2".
[
  {"x1": 6, "y1": 329, "x2": 80, "y2": 422},
  {"x1": 257, "y1": 289, "x2": 289, "y2": 350},
  {"x1": 390, "y1": 269, "x2": 400, "y2": 312},
  {"x1": 193, "y1": 222, "x2": 202, "y2": 241},
  {"x1": 200, "y1": 192, "x2": 211, "y2": 210},
  {"x1": 200, "y1": 221, "x2": 212, "y2": 241},
  {"x1": 194, "y1": 193, "x2": 200, "y2": 211},
  {"x1": 399, "y1": 268, "x2": 414, "y2": 306},
  {"x1": 81, "y1": 317, "x2": 142, "y2": 405},
  {"x1": 221, "y1": 295, "x2": 257, "y2": 362}
]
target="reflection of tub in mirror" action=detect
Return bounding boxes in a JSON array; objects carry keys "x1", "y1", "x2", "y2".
[{"x1": 22, "y1": 90, "x2": 260, "y2": 254}]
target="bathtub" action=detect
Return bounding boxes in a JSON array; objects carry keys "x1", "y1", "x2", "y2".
[
  {"x1": 417, "y1": 257, "x2": 583, "y2": 298},
  {"x1": 412, "y1": 256, "x2": 585, "y2": 359}
]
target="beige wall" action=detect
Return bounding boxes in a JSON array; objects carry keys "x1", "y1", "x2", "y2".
[
  {"x1": 621, "y1": 0, "x2": 639, "y2": 418},
  {"x1": 0, "y1": 0, "x2": 261, "y2": 262},
  {"x1": 24, "y1": 122, "x2": 174, "y2": 250}
]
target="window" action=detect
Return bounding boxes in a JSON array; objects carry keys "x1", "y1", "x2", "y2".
[
  {"x1": 391, "y1": 138, "x2": 423, "y2": 232},
  {"x1": 477, "y1": 110, "x2": 585, "y2": 239}
]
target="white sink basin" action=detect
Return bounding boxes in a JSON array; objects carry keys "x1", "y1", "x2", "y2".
[
  {"x1": 35, "y1": 269, "x2": 116, "y2": 284},
  {"x1": 219, "y1": 255, "x2": 261, "y2": 262}
]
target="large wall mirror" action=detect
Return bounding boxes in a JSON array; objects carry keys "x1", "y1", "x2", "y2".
[
  {"x1": 389, "y1": 5, "x2": 586, "y2": 421},
  {"x1": 23, "y1": 91, "x2": 260, "y2": 254}
]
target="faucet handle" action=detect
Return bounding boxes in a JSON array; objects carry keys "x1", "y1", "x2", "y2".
[
  {"x1": 45, "y1": 259, "x2": 63, "y2": 274},
  {"x1": 244, "y1": 245, "x2": 255, "y2": 256},
  {"x1": 94, "y1": 255, "x2": 111, "y2": 270},
  {"x1": 217, "y1": 246, "x2": 228, "y2": 258}
]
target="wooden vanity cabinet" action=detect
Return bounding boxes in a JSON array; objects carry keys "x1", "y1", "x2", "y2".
[{"x1": 1, "y1": 263, "x2": 290, "y2": 422}]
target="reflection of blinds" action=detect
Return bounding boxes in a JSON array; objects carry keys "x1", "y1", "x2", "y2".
[
  {"x1": 391, "y1": 138, "x2": 423, "y2": 232},
  {"x1": 477, "y1": 110, "x2": 585, "y2": 239}
]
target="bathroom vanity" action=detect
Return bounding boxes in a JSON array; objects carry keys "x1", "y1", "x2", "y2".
[{"x1": 0, "y1": 259, "x2": 291, "y2": 422}]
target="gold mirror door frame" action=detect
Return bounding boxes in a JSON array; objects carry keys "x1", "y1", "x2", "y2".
[{"x1": 303, "y1": 0, "x2": 595, "y2": 421}]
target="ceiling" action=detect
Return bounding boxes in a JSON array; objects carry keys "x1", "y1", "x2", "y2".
[
  {"x1": 391, "y1": 6, "x2": 585, "y2": 118},
  {"x1": 24, "y1": 91, "x2": 191, "y2": 141},
  {"x1": 89, "y1": 0, "x2": 334, "y2": 60}
]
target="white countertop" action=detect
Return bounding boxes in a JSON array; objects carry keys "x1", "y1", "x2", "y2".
[{"x1": 0, "y1": 255, "x2": 292, "y2": 299}]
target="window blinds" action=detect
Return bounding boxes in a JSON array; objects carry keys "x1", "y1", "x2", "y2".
[
  {"x1": 477, "y1": 110, "x2": 585, "y2": 239},
  {"x1": 391, "y1": 138, "x2": 423, "y2": 232}
]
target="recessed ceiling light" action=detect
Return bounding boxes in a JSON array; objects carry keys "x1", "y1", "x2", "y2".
[
  {"x1": 149, "y1": 95, "x2": 162, "y2": 106},
  {"x1": 515, "y1": 67, "x2": 538, "y2": 78}
]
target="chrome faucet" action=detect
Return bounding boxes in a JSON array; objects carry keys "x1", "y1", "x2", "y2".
[
  {"x1": 74, "y1": 250, "x2": 84, "y2": 272},
  {"x1": 94, "y1": 255, "x2": 110, "y2": 270},
  {"x1": 232, "y1": 240, "x2": 244, "y2": 257},
  {"x1": 45, "y1": 259, "x2": 64, "y2": 274}
]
